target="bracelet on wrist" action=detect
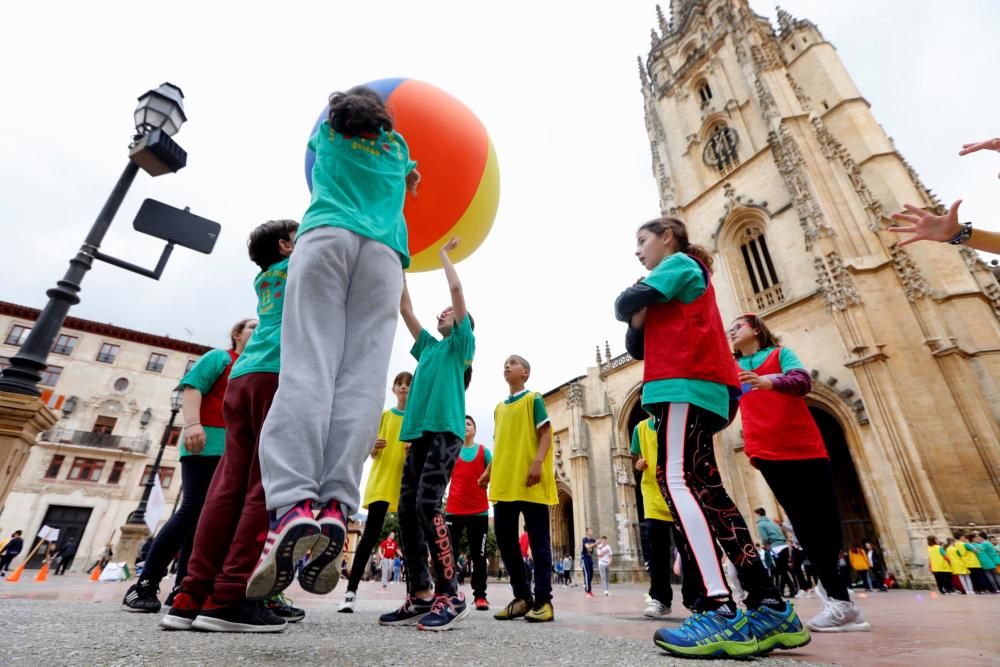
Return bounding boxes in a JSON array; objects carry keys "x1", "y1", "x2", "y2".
[
  {"x1": 184, "y1": 423, "x2": 201, "y2": 429},
  {"x1": 948, "y1": 222, "x2": 973, "y2": 245}
]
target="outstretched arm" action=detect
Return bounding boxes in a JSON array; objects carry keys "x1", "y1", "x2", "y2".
[
  {"x1": 399, "y1": 278, "x2": 423, "y2": 340},
  {"x1": 888, "y1": 200, "x2": 1000, "y2": 254},
  {"x1": 439, "y1": 237, "x2": 468, "y2": 325}
]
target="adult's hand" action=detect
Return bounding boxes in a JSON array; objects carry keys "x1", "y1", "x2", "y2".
[{"x1": 959, "y1": 138, "x2": 1000, "y2": 156}]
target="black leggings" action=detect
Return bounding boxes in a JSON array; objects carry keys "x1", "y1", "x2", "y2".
[
  {"x1": 346, "y1": 501, "x2": 389, "y2": 593},
  {"x1": 447, "y1": 513, "x2": 489, "y2": 599},
  {"x1": 932, "y1": 570, "x2": 954, "y2": 594},
  {"x1": 755, "y1": 458, "x2": 851, "y2": 602},
  {"x1": 140, "y1": 455, "x2": 219, "y2": 587},
  {"x1": 398, "y1": 432, "x2": 463, "y2": 596},
  {"x1": 652, "y1": 403, "x2": 779, "y2": 611}
]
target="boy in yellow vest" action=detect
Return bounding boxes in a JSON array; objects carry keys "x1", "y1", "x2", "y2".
[{"x1": 481, "y1": 355, "x2": 557, "y2": 622}]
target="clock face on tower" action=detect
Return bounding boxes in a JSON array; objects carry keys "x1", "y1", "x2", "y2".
[{"x1": 703, "y1": 125, "x2": 740, "y2": 172}]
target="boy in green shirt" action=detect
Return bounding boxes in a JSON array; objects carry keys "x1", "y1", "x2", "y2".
[{"x1": 379, "y1": 238, "x2": 475, "y2": 632}]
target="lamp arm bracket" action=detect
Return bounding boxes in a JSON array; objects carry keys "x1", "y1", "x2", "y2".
[{"x1": 92, "y1": 242, "x2": 175, "y2": 280}]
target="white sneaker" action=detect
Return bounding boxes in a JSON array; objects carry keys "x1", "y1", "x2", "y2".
[
  {"x1": 337, "y1": 591, "x2": 356, "y2": 613},
  {"x1": 643, "y1": 600, "x2": 671, "y2": 618},
  {"x1": 806, "y1": 598, "x2": 871, "y2": 632}
]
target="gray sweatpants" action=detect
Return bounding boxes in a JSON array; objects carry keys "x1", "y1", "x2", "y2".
[{"x1": 259, "y1": 226, "x2": 402, "y2": 515}]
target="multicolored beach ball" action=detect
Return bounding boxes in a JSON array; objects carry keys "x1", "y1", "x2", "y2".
[{"x1": 305, "y1": 78, "x2": 500, "y2": 272}]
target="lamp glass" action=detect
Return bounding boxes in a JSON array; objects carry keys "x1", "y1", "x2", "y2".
[{"x1": 170, "y1": 387, "x2": 184, "y2": 411}]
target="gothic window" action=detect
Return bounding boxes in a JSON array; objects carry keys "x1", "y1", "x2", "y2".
[
  {"x1": 703, "y1": 125, "x2": 740, "y2": 175},
  {"x1": 738, "y1": 227, "x2": 785, "y2": 311},
  {"x1": 696, "y1": 80, "x2": 713, "y2": 105}
]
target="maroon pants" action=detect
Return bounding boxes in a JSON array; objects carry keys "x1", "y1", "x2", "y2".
[{"x1": 181, "y1": 373, "x2": 277, "y2": 604}]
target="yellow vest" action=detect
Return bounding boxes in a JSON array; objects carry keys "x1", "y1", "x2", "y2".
[
  {"x1": 848, "y1": 549, "x2": 869, "y2": 571},
  {"x1": 362, "y1": 408, "x2": 406, "y2": 511},
  {"x1": 488, "y1": 391, "x2": 557, "y2": 505},
  {"x1": 635, "y1": 419, "x2": 673, "y2": 522},
  {"x1": 959, "y1": 541, "x2": 982, "y2": 569},
  {"x1": 946, "y1": 544, "x2": 970, "y2": 575},
  {"x1": 927, "y1": 545, "x2": 951, "y2": 573}
]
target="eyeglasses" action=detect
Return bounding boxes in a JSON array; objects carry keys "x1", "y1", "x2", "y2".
[{"x1": 728, "y1": 322, "x2": 751, "y2": 335}]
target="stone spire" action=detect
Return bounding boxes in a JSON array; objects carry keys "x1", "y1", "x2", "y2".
[
  {"x1": 655, "y1": 4, "x2": 669, "y2": 33},
  {"x1": 650, "y1": 28, "x2": 661, "y2": 47},
  {"x1": 776, "y1": 6, "x2": 795, "y2": 35},
  {"x1": 638, "y1": 56, "x2": 650, "y2": 90},
  {"x1": 596, "y1": 345, "x2": 602, "y2": 365}
]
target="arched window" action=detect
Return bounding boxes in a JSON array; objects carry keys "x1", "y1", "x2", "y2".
[
  {"x1": 697, "y1": 80, "x2": 713, "y2": 104},
  {"x1": 738, "y1": 227, "x2": 784, "y2": 310},
  {"x1": 703, "y1": 124, "x2": 740, "y2": 175}
]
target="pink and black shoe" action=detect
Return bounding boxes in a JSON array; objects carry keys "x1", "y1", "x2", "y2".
[
  {"x1": 246, "y1": 499, "x2": 321, "y2": 600},
  {"x1": 297, "y1": 499, "x2": 347, "y2": 595}
]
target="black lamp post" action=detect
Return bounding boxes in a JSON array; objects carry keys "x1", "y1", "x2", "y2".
[
  {"x1": 0, "y1": 83, "x2": 189, "y2": 397},
  {"x1": 127, "y1": 387, "x2": 184, "y2": 527}
]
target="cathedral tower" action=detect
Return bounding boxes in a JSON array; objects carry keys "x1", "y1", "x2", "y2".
[{"x1": 637, "y1": 0, "x2": 1000, "y2": 583}]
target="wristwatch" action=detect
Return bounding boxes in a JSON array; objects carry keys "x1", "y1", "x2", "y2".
[{"x1": 948, "y1": 222, "x2": 973, "y2": 245}]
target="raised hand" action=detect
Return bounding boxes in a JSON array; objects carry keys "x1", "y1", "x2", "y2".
[
  {"x1": 959, "y1": 138, "x2": 1000, "y2": 156},
  {"x1": 887, "y1": 200, "x2": 963, "y2": 247},
  {"x1": 440, "y1": 236, "x2": 460, "y2": 255}
]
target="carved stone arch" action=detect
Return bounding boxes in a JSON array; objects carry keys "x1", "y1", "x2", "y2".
[
  {"x1": 616, "y1": 382, "x2": 647, "y2": 450},
  {"x1": 717, "y1": 206, "x2": 787, "y2": 313},
  {"x1": 698, "y1": 112, "x2": 731, "y2": 144}
]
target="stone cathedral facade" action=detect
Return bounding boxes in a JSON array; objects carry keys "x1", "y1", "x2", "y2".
[{"x1": 543, "y1": 0, "x2": 1000, "y2": 586}]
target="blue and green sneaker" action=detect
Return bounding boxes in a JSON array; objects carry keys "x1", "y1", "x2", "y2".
[
  {"x1": 746, "y1": 602, "x2": 811, "y2": 653},
  {"x1": 653, "y1": 608, "x2": 759, "y2": 659}
]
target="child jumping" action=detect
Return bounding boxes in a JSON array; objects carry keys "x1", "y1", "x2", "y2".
[
  {"x1": 730, "y1": 313, "x2": 870, "y2": 632},
  {"x1": 378, "y1": 238, "x2": 475, "y2": 631},
  {"x1": 248, "y1": 86, "x2": 419, "y2": 600},
  {"x1": 338, "y1": 371, "x2": 412, "y2": 613},
  {"x1": 615, "y1": 217, "x2": 808, "y2": 659},
  {"x1": 484, "y1": 355, "x2": 557, "y2": 623},
  {"x1": 161, "y1": 219, "x2": 299, "y2": 633}
]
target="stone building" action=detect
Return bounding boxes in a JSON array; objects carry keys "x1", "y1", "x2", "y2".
[
  {"x1": 0, "y1": 301, "x2": 211, "y2": 571},
  {"x1": 544, "y1": 0, "x2": 1000, "y2": 586}
]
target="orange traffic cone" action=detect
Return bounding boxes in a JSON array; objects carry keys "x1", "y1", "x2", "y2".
[
  {"x1": 89, "y1": 564, "x2": 102, "y2": 582},
  {"x1": 5, "y1": 563, "x2": 26, "y2": 582},
  {"x1": 34, "y1": 562, "x2": 49, "y2": 582}
]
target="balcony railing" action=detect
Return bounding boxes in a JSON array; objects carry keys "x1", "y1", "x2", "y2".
[{"x1": 40, "y1": 428, "x2": 151, "y2": 454}]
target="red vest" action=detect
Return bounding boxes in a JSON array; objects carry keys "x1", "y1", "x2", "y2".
[
  {"x1": 200, "y1": 350, "x2": 237, "y2": 429},
  {"x1": 642, "y1": 259, "x2": 740, "y2": 391},
  {"x1": 739, "y1": 348, "x2": 828, "y2": 461},
  {"x1": 446, "y1": 445, "x2": 489, "y2": 515}
]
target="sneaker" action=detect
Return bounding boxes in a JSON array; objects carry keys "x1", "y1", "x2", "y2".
[
  {"x1": 192, "y1": 600, "x2": 287, "y2": 633},
  {"x1": 493, "y1": 598, "x2": 531, "y2": 620},
  {"x1": 525, "y1": 601, "x2": 554, "y2": 623},
  {"x1": 297, "y1": 500, "x2": 346, "y2": 595},
  {"x1": 246, "y1": 499, "x2": 322, "y2": 600},
  {"x1": 379, "y1": 595, "x2": 434, "y2": 626},
  {"x1": 338, "y1": 591, "x2": 357, "y2": 613},
  {"x1": 653, "y1": 609, "x2": 759, "y2": 659},
  {"x1": 164, "y1": 586, "x2": 181, "y2": 608},
  {"x1": 643, "y1": 599, "x2": 671, "y2": 618},
  {"x1": 266, "y1": 593, "x2": 305, "y2": 623},
  {"x1": 794, "y1": 589, "x2": 807, "y2": 599},
  {"x1": 746, "y1": 602, "x2": 812, "y2": 653},
  {"x1": 160, "y1": 592, "x2": 202, "y2": 631},
  {"x1": 417, "y1": 593, "x2": 470, "y2": 631},
  {"x1": 474, "y1": 596, "x2": 489, "y2": 611},
  {"x1": 806, "y1": 599, "x2": 871, "y2": 633},
  {"x1": 122, "y1": 579, "x2": 161, "y2": 613},
  {"x1": 586, "y1": 591, "x2": 594, "y2": 599}
]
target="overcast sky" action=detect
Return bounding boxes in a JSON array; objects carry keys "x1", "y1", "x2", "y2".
[{"x1": 3, "y1": 0, "x2": 999, "y2": 462}]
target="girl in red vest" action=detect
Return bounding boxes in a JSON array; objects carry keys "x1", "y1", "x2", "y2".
[
  {"x1": 731, "y1": 313, "x2": 871, "y2": 633},
  {"x1": 615, "y1": 218, "x2": 807, "y2": 659},
  {"x1": 122, "y1": 318, "x2": 256, "y2": 613}
]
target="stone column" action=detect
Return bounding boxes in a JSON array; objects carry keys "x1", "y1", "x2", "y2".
[{"x1": 0, "y1": 392, "x2": 57, "y2": 508}]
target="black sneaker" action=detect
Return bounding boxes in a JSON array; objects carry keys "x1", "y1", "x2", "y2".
[
  {"x1": 164, "y1": 586, "x2": 181, "y2": 608},
  {"x1": 417, "y1": 593, "x2": 470, "y2": 631},
  {"x1": 122, "y1": 580, "x2": 161, "y2": 613},
  {"x1": 378, "y1": 595, "x2": 434, "y2": 626},
  {"x1": 191, "y1": 601, "x2": 287, "y2": 633},
  {"x1": 159, "y1": 592, "x2": 202, "y2": 631},
  {"x1": 266, "y1": 593, "x2": 305, "y2": 623}
]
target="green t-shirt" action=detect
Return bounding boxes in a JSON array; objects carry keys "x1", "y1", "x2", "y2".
[
  {"x1": 736, "y1": 346, "x2": 804, "y2": 373},
  {"x1": 640, "y1": 253, "x2": 730, "y2": 420},
  {"x1": 400, "y1": 314, "x2": 476, "y2": 441},
  {"x1": 231, "y1": 258, "x2": 288, "y2": 380},
  {"x1": 177, "y1": 348, "x2": 232, "y2": 457},
  {"x1": 299, "y1": 121, "x2": 417, "y2": 268},
  {"x1": 504, "y1": 390, "x2": 549, "y2": 425},
  {"x1": 629, "y1": 417, "x2": 656, "y2": 456},
  {"x1": 459, "y1": 443, "x2": 494, "y2": 465}
]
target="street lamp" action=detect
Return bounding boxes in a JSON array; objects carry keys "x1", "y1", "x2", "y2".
[
  {"x1": 127, "y1": 386, "x2": 183, "y2": 527},
  {"x1": 0, "y1": 83, "x2": 214, "y2": 397}
]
